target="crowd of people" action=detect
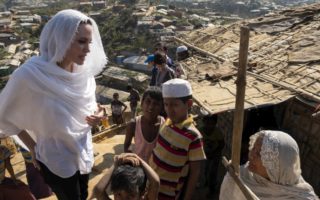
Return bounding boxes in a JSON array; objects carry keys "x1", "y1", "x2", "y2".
[{"x1": 0, "y1": 9, "x2": 318, "y2": 200}]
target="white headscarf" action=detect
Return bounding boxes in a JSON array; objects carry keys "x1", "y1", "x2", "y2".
[
  {"x1": 220, "y1": 130, "x2": 319, "y2": 200},
  {"x1": 0, "y1": 9, "x2": 107, "y2": 177},
  {"x1": 40, "y1": 9, "x2": 107, "y2": 76}
]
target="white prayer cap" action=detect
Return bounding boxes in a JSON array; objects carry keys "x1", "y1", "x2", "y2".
[
  {"x1": 162, "y1": 78, "x2": 192, "y2": 98},
  {"x1": 176, "y1": 45, "x2": 188, "y2": 53}
]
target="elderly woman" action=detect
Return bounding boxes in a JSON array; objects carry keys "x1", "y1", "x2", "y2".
[
  {"x1": 220, "y1": 130, "x2": 318, "y2": 200},
  {"x1": 0, "y1": 10, "x2": 107, "y2": 200}
]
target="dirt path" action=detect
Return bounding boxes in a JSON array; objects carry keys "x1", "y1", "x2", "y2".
[{"x1": 11, "y1": 132, "x2": 217, "y2": 200}]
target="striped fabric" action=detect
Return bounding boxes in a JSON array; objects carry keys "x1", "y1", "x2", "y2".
[
  {"x1": 150, "y1": 116, "x2": 206, "y2": 200},
  {"x1": 19, "y1": 147, "x2": 33, "y2": 163},
  {"x1": 0, "y1": 145, "x2": 12, "y2": 184}
]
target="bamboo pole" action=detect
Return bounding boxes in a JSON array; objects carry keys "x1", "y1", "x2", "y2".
[
  {"x1": 92, "y1": 123, "x2": 128, "y2": 143},
  {"x1": 231, "y1": 26, "x2": 250, "y2": 174}
]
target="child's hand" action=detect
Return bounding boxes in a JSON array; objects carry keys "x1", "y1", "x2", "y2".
[{"x1": 114, "y1": 153, "x2": 140, "y2": 167}]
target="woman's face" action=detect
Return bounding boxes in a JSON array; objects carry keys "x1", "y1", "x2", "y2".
[
  {"x1": 63, "y1": 23, "x2": 92, "y2": 66},
  {"x1": 248, "y1": 136, "x2": 269, "y2": 179}
]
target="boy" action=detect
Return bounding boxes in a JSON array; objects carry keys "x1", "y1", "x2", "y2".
[
  {"x1": 111, "y1": 93, "x2": 127, "y2": 125},
  {"x1": 154, "y1": 43, "x2": 175, "y2": 70},
  {"x1": 93, "y1": 153, "x2": 159, "y2": 200},
  {"x1": 124, "y1": 87, "x2": 164, "y2": 162},
  {"x1": 154, "y1": 51, "x2": 175, "y2": 87},
  {"x1": 149, "y1": 79, "x2": 206, "y2": 200},
  {"x1": 127, "y1": 85, "x2": 140, "y2": 118}
]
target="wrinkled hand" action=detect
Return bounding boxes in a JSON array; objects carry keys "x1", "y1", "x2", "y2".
[{"x1": 114, "y1": 153, "x2": 140, "y2": 167}]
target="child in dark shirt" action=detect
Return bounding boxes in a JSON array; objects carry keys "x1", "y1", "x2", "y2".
[{"x1": 111, "y1": 93, "x2": 127, "y2": 125}]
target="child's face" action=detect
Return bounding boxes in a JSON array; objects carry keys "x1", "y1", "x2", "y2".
[
  {"x1": 142, "y1": 95, "x2": 162, "y2": 120},
  {"x1": 114, "y1": 190, "x2": 141, "y2": 200},
  {"x1": 113, "y1": 95, "x2": 119, "y2": 100},
  {"x1": 164, "y1": 98, "x2": 191, "y2": 124}
]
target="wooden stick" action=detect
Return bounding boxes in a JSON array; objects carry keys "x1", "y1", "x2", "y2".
[
  {"x1": 222, "y1": 157, "x2": 257, "y2": 200},
  {"x1": 231, "y1": 26, "x2": 250, "y2": 174},
  {"x1": 92, "y1": 123, "x2": 128, "y2": 143}
]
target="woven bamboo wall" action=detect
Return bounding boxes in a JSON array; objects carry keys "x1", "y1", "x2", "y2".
[{"x1": 281, "y1": 98, "x2": 320, "y2": 195}]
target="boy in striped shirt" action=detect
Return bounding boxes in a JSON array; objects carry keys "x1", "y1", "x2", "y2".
[{"x1": 150, "y1": 79, "x2": 206, "y2": 200}]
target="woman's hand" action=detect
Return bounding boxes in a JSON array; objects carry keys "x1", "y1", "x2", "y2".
[
  {"x1": 86, "y1": 115, "x2": 103, "y2": 127},
  {"x1": 86, "y1": 103, "x2": 105, "y2": 126}
]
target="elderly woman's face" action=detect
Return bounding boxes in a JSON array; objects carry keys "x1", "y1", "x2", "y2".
[
  {"x1": 248, "y1": 136, "x2": 269, "y2": 179},
  {"x1": 64, "y1": 23, "x2": 92, "y2": 66}
]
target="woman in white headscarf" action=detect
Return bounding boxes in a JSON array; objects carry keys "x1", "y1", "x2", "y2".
[
  {"x1": 219, "y1": 130, "x2": 319, "y2": 200},
  {"x1": 0, "y1": 9, "x2": 107, "y2": 200}
]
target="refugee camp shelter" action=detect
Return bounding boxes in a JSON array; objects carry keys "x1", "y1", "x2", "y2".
[{"x1": 175, "y1": 3, "x2": 320, "y2": 194}]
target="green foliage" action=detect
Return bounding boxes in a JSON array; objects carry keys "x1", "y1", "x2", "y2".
[
  {"x1": 176, "y1": 18, "x2": 191, "y2": 27},
  {"x1": 99, "y1": 8, "x2": 157, "y2": 60}
]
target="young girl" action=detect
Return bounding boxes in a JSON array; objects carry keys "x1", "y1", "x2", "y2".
[
  {"x1": 124, "y1": 87, "x2": 164, "y2": 162},
  {"x1": 111, "y1": 92, "x2": 127, "y2": 125}
]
